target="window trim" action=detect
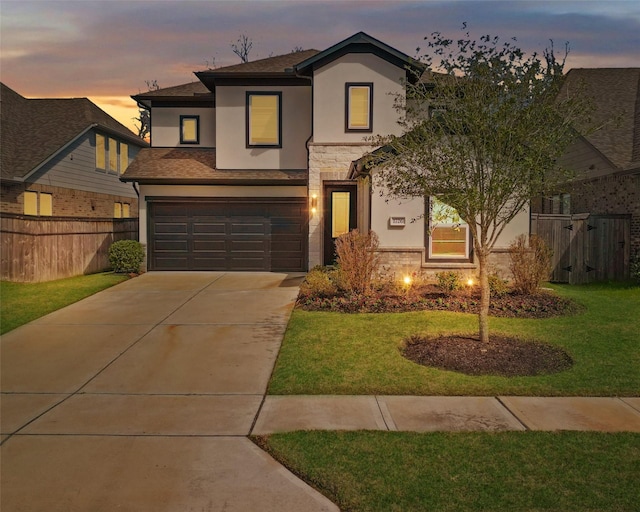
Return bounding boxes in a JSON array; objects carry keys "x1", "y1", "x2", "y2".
[
  {"x1": 246, "y1": 91, "x2": 282, "y2": 148},
  {"x1": 180, "y1": 115, "x2": 200, "y2": 145},
  {"x1": 345, "y1": 82, "x2": 373, "y2": 132},
  {"x1": 425, "y1": 197, "x2": 473, "y2": 262}
]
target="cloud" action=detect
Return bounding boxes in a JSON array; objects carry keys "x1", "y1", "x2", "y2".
[{"x1": 2, "y1": 0, "x2": 638, "y2": 129}]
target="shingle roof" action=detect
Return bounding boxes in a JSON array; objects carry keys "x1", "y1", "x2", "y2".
[
  {"x1": 1, "y1": 83, "x2": 146, "y2": 180},
  {"x1": 120, "y1": 148, "x2": 307, "y2": 184},
  {"x1": 201, "y1": 49, "x2": 320, "y2": 75},
  {"x1": 133, "y1": 81, "x2": 209, "y2": 99},
  {"x1": 562, "y1": 68, "x2": 640, "y2": 171}
]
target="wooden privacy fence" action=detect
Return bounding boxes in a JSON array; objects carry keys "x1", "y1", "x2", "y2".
[
  {"x1": 1, "y1": 214, "x2": 138, "y2": 282},
  {"x1": 531, "y1": 213, "x2": 630, "y2": 284}
]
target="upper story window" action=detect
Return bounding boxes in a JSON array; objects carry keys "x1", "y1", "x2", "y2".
[
  {"x1": 426, "y1": 198, "x2": 470, "y2": 261},
  {"x1": 96, "y1": 134, "x2": 106, "y2": 169},
  {"x1": 119, "y1": 143, "x2": 129, "y2": 174},
  {"x1": 246, "y1": 92, "x2": 282, "y2": 148},
  {"x1": 180, "y1": 115, "x2": 200, "y2": 144},
  {"x1": 345, "y1": 83, "x2": 373, "y2": 132},
  {"x1": 108, "y1": 138, "x2": 118, "y2": 173}
]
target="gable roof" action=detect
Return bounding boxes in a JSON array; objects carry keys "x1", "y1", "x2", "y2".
[
  {"x1": 562, "y1": 68, "x2": 640, "y2": 171},
  {"x1": 1, "y1": 83, "x2": 146, "y2": 181},
  {"x1": 294, "y1": 31, "x2": 425, "y2": 78}
]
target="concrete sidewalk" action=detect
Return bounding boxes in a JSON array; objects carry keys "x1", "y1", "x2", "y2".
[{"x1": 252, "y1": 395, "x2": 640, "y2": 434}]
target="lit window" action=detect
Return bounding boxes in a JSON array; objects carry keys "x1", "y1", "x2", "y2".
[
  {"x1": 247, "y1": 92, "x2": 281, "y2": 147},
  {"x1": 114, "y1": 202, "x2": 122, "y2": 218},
  {"x1": 346, "y1": 83, "x2": 372, "y2": 132},
  {"x1": 122, "y1": 203, "x2": 130, "y2": 218},
  {"x1": 180, "y1": 116, "x2": 199, "y2": 144},
  {"x1": 120, "y1": 143, "x2": 129, "y2": 174},
  {"x1": 96, "y1": 134, "x2": 106, "y2": 169},
  {"x1": 108, "y1": 138, "x2": 118, "y2": 173},
  {"x1": 331, "y1": 192, "x2": 351, "y2": 238},
  {"x1": 40, "y1": 193, "x2": 53, "y2": 216},
  {"x1": 427, "y1": 198, "x2": 469, "y2": 260},
  {"x1": 24, "y1": 191, "x2": 38, "y2": 216}
]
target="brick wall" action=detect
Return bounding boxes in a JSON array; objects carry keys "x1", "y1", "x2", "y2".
[
  {"x1": 570, "y1": 171, "x2": 640, "y2": 256},
  {"x1": 1, "y1": 182, "x2": 139, "y2": 218}
]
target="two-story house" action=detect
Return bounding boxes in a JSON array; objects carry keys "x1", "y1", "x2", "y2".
[
  {"x1": 123, "y1": 32, "x2": 529, "y2": 275},
  {"x1": 0, "y1": 83, "x2": 148, "y2": 281}
]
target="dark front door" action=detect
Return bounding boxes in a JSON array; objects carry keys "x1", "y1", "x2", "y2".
[{"x1": 323, "y1": 183, "x2": 357, "y2": 265}]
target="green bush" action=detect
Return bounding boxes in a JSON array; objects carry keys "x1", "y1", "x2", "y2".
[
  {"x1": 630, "y1": 252, "x2": 640, "y2": 285},
  {"x1": 108, "y1": 240, "x2": 145, "y2": 273},
  {"x1": 488, "y1": 273, "x2": 509, "y2": 297},
  {"x1": 299, "y1": 266, "x2": 339, "y2": 298},
  {"x1": 435, "y1": 271, "x2": 463, "y2": 293}
]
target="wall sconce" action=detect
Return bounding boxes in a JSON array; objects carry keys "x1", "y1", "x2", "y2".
[{"x1": 310, "y1": 194, "x2": 318, "y2": 214}]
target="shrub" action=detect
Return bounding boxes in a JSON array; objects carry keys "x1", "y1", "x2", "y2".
[
  {"x1": 435, "y1": 271, "x2": 462, "y2": 293},
  {"x1": 335, "y1": 230, "x2": 380, "y2": 295},
  {"x1": 508, "y1": 234, "x2": 552, "y2": 295},
  {"x1": 108, "y1": 240, "x2": 145, "y2": 273},
  {"x1": 630, "y1": 252, "x2": 640, "y2": 285},
  {"x1": 299, "y1": 266, "x2": 339, "y2": 298},
  {"x1": 488, "y1": 272, "x2": 509, "y2": 297}
]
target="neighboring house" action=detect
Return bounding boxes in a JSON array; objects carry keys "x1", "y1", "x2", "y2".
[
  {"x1": 0, "y1": 83, "x2": 148, "y2": 281},
  {"x1": 539, "y1": 68, "x2": 640, "y2": 258},
  {"x1": 123, "y1": 32, "x2": 529, "y2": 275}
]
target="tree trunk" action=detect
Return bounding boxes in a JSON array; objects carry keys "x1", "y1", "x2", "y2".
[{"x1": 477, "y1": 249, "x2": 490, "y2": 343}]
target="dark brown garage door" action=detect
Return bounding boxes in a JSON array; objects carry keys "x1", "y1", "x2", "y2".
[{"x1": 148, "y1": 198, "x2": 307, "y2": 271}]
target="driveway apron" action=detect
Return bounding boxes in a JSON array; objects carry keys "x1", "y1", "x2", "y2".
[{"x1": 1, "y1": 272, "x2": 337, "y2": 512}]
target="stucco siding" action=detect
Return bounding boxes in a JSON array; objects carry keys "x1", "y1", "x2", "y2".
[
  {"x1": 215, "y1": 85, "x2": 311, "y2": 170},
  {"x1": 151, "y1": 107, "x2": 216, "y2": 148},
  {"x1": 313, "y1": 53, "x2": 404, "y2": 143},
  {"x1": 370, "y1": 191, "x2": 425, "y2": 248},
  {"x1": 28, "y1": 131, "x2": 139, "y2": 199}
]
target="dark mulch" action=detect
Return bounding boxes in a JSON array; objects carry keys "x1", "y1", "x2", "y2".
[
  {"x1": 297, "y1": 285, "x2": 581, "y2": 319},
  {"x1": 403, "y1": 334, "x2": 574, "y2": 376}
]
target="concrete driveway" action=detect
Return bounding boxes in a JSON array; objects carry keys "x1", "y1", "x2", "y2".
[{"x1": 1, "y1": 272, "x2": 338, "y2": 512}]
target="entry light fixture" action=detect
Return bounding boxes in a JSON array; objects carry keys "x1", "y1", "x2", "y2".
[{"x1": 310, "y1": 194, "x2": 318, "y2": 214}]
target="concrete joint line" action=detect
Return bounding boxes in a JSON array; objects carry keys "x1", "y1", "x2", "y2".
[
  {"x1": 375, "y1": 396, "x2": 396, "y2": 431},
  {"x1": 496, "y1": 396, "x2": 530, "y2": 431}
]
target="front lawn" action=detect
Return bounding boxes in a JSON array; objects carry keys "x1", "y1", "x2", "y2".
[
  {"x1": 0, "y1": 272, "x2": 129, "y2": 335},
  {"x1": 257, "y1": 431, "x2": 639, "y2": 512},
  {"x1": 269, "y1": 282, "x2": 640, "y2": 396}
]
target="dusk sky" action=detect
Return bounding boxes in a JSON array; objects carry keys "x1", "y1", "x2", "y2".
[{"x1": 2, "y1": 0, "x2": 639, "y2": 133}]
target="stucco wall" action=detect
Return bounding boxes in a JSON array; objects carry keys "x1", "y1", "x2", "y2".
[
  {"x1": 215, "y1": 85, "x2": 311, "y2": 170},
  {"x1": 151, "y1": 107, "x2": 216, "y2": 148},
  {"x1": 313, "y1": 53, "x2": 404, "y2": 143}
]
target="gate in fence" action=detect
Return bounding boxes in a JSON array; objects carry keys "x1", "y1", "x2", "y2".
[{"x1": 531, "y1": 213, "x2": 630, "y2": 284}]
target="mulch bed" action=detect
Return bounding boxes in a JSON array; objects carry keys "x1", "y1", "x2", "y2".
[
  {"x1": 403, "y1": 334, "x2": 574, "y2": 377},
  {"x1": 297, "y1": 286, "x2": 581, "y2": 319}
]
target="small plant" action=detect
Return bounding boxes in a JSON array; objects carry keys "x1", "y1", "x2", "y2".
[
  {"x1": 508, "y1": 234, "x2": 552, "y2": 295},
  {"x1": 108, "y1": 239, "x2": 145, "y2": 273},
  {"x1": 299, "y1": 266, "x2": 339, "y2": 299},
  {"x1": 488, "y1": 272, "x2": 509, "y2": 297},
  {"x1": 335, "y1": 230, "x2": 380, "y2": 295},
  {"x1": 630, "y1": 252, "x2": 640, "y2": 285},
  {"x1": 435, "y1": 271, "x2": 462, "y2": 293}
]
